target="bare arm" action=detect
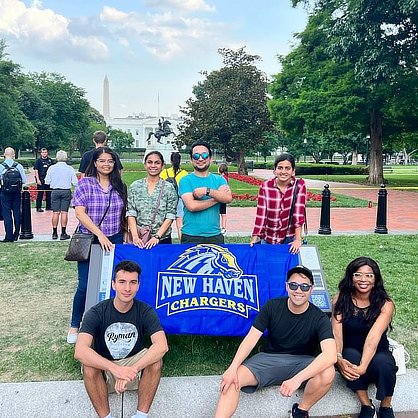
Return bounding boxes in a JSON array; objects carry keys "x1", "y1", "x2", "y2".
[
  {"x1": 75, "y1": 206, "x2": 113, "y2": 252},
  {"x1": 75, "y1": 333, "x2": 139, "y2": 382},
  {"x1": 220, "y1": 326, "x2": 263, "y2": 394},
  {"x1": 192, "y1": 185, "x2": 232, "y2": 204},
  {"x1": 34, "y1": 169, "x2": 41, "y2": 185},
  {"x1": 280, "y1": 338, "x2": 337, "y2": 397},
  {"x1": 181, "y1": 192, "x2": 218, "y2": 212},
  {"x1": 355, "y1": 300, "x2": 394, "y2": 376}
]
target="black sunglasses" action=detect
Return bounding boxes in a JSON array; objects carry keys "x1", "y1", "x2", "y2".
[
  {"x1": 192, "y1": 152, "x2": 210, "y2": 160},
  {"x1": 287, "y1": 282, "x2": 313, "y2": 292}
]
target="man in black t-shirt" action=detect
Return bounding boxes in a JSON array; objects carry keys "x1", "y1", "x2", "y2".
[
  {"x1": 75, "y1": 260, "x2": 168, "y2": 418},
  {"x1": 33, "y1": 148, "x2": 53, "y2": 212},
  {"x1": 214, "y1": 266, "x2": 337, "y2": 418},
  {"x1": 79, "y1": 131, "x2": 123, "y2": 178}
]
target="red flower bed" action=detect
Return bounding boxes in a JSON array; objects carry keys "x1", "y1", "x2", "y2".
[
  {"x1": 27, "y1": 185, "x2": 38, "y2": 202},
  {"x1": 229, "y1": 173, "x2": 263, "y2": 186},
  {"x1": 232, "y1": 193, "x2": 258, "y2": 201}
]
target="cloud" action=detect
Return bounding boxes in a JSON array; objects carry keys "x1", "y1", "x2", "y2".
[
  {"x1": 0, "y1": 0, "x2": 110, "y2": 63},
  {"x1": 145, "y1": 0, "x2": 216, "y2": 12},
  {"x1": 100, "y1": 8, "x2": 230, "y2": 62}
]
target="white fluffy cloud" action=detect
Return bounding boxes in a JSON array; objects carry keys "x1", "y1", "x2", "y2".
[
  {"x1": 0, "y1": 0, "x2": 110, "y2": 63},
  {"x1": 145, "y1": 0, "x2": 216, "y2": 12}
]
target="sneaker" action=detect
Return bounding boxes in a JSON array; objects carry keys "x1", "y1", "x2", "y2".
[
  {"x1": 52, "y1": 232, "x2": 58, "y2": 240},
  {"x1": 379, "y1": 406, "x2": 395, "y2": 418},
  {"x1": 60, "y1": 233, "x2": 71, "y2": 240},
  {"x1": 358, "y1": 402, "x2": 377, "y2": 418},
  {"x1": 36, "y1": 208, "x2": 44, "y2": 212},
  {"x1": 66, "y1": 331, "x2": 79, "y2": 344},
  {"x1": 292, "y1": 403, "x2": 309, "y2": 418},
  {"x1": 221, "y1": 228, "x2": 227, "y2": 235}
]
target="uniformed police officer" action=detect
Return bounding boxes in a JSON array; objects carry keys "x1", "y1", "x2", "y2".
[{"x1": 34, "y1": 148, "x2": 53, "y2": 212}]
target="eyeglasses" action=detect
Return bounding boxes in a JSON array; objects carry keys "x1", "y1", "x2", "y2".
[
  {"x1": 287, "y1": 282, "x2": 313, "y2": 292},
  {"x1": 97, "y1": 159, "x2": 115, "y2": 164},
  {"x1": 353, "y1": 272, "x2": 375, "y2": 280},
  {"x1": 192, "y1": 152, "x2": 210, "y2": 160}
]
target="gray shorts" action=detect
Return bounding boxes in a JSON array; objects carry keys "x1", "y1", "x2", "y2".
[
  {"x1": 51, "y1": 189, "x2": 71, "y2": 212},
  {"x1": 241, "y1": 352, "x2": 314, "y2": 393}
]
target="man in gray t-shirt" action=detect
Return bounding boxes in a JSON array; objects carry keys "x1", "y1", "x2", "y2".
[
  {"x1": 75, "y1": 260, "x2": 168, "y2": 418},
  {"x1": 214, "y1": 265, "x2": 337, "y2": 418}
]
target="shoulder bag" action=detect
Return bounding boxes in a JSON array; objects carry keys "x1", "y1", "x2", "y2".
[
  {"x1": 126, "y1": 181, "x2": 166, "y2": 245},
  {"x1": 64, "y1": 189, "x2": 114, "y2": 261}
]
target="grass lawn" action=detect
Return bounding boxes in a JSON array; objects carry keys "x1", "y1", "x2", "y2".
[{"x1": 0, "y1": 235, "x2": 416, "y2": 382}]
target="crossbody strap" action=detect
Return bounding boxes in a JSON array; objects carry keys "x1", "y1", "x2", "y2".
[
  {"x1": 98, "y1": 188, "x2": 114, "y2": 227},
  {"x1": 286, "y1": 178, "x2": 300, "y2": 236},
  {"x1": 151, "y1": 181, "x2": 165, "y2": 224}
]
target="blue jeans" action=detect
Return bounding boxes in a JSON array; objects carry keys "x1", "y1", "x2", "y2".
[
  {"x1": 261, "y1": 237, "x2": 294, "y2": 245},
  {"x1": 70, "y1": 231, "x2": 123, "y2": 328}
]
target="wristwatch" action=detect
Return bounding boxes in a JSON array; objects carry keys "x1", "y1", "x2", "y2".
[
  {"x1": 153, "y1": 234, "x2": 161, "y2": 240},
  {"x1": 206, "y1": 187, "x2": 211, "y2": 196}
]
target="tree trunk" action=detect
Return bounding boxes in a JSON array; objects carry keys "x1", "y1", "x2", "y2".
[
  {"x1": 236, "y1": 149, "x2": 247, "y2": 175},
  {"x1": 367, "y1": 108, "x2": 384, "y2": 185},
  {"x1": 352, "y1": 148, "x2": 358, "y2": 165}
]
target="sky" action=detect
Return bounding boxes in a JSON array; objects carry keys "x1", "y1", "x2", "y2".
[{"x1": 0, "y1": 0, "x2": 308, "y2": 118}]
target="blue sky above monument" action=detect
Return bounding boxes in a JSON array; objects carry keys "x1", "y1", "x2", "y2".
[{"x1": 0, "y1": 0, "x2": 307, "y2": 117}]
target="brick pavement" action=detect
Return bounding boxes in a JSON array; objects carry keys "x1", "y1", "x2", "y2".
[{"x1": 1, "y1": 169, "x2": 417, "y2": 239}]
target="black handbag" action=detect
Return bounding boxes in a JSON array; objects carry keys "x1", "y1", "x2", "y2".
[{"x1": 64, "y1": 190, "x2": 113, "y2": 261}]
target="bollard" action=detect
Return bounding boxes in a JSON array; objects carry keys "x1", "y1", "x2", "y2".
[
  {"x1": 318, "y1": 184, "x2": 332, "y2": 235},
  {"x1": 20, "y1": 186, "x2": 34, "y2": 239},
  {"x1": 374, "y1": 184, "x2": 388, "y2": 234}
]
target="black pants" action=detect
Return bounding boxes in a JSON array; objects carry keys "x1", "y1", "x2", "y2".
[
  {"x1": 181, "y1": 233, "x2": 224, "y2": 244},
  {"x1": 36, "y1": 181, "x2": 51, "y2": 210},
  {"x1": 1, "y1": 191, "x2": 21, "y2": 241},
  {"x1": 342, "y1": 347, "x2": 397, "y2": 400}
]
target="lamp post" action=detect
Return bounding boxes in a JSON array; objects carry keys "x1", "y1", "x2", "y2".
[
  {"x1": 304, "y1": 138, "x2": 308, "y2": 163},
  {"x1": 365, "y1": 135, "x2": 370, "y2": 166}
]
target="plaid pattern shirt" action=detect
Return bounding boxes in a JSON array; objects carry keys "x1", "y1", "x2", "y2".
[
  {"x1": 72, "y1": 177, "x2": 125, "y2": 236},
  {"x1": 252, "y1": 177, "x2": 306, "y2": 244}
]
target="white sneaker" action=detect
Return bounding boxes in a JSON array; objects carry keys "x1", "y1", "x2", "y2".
[
  {"x1": 67, "y1": 331, "x2": 79, "y2": 344},
  {"x1": 221, "y1": 228, "x2": 227, "y2": 235}
]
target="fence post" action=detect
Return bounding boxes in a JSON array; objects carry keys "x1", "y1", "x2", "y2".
[
  {"x1": 20, "y1": 186, "x2": 34, "y2": 239},
  {"x1": 318, "y1": 184, "x2": 332, "y2": 235},
  {"x1": 374, "y1": 184, "x2": 388, "y2": 234}
]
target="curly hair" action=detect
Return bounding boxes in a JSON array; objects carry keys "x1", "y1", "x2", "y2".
[
  {"x1": 333, "y1": 257, "x2": 393, "y2": 329},
  {"x1": 85, "y1": 147, "x2": 128, "y2": 233}
]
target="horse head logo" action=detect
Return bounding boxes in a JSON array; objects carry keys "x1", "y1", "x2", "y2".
[{"x1": 168, "y1": 245, "x2": 243, "y2": 279}]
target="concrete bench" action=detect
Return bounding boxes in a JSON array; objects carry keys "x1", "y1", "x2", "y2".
[
  {"x1": 383, "y1": 166, "x2": 393, "y2": 172},
  {"x1": 1, "y1": 370, "x2": 417, "y2": 418}
]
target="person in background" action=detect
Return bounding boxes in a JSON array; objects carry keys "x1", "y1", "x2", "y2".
[
  {"x1": 218, "y1": 163, "x2": 229, "y2": 235},
  {"x1": 79, "y1": 131, "x2": 123, "y2": 178},
  {"x1": 250, "y1": 153, "x2": 306, "y2": 254},
  {"x1": 127, "y1": 151, "x2": 177, "y2": 248},
  {"x1": 45, "y1": 150, "x2": 78, "y2": 240},
  {"x1": 160, "y1": 152, "x2": 188, "y2": 240},
  {"x1": 0, "y1": 147, "x2": 26, "y2": 242},
  {"x1": 67, "y1": 147, "x2": 127, "y2": 344},
  {"x1": 332, "y1": 257, "x2": 397, "y2": 418},
  {"x1": 33, "y1": 147, "x2": 53, "y2": 212}
]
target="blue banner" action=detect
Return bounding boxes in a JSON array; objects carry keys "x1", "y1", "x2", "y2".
[{"x1": 112, "y1": 244, "x2": 298, "y2": 336}]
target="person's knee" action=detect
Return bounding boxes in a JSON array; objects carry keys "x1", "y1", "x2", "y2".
[
  {"x1": 83, "y1": 365, "x2": 104, "y2": 381},
  {"x1": 319, "y1": 365, "x2": 335, "y2": 387},
  {"x1": 144, "y1": 359, "x2": 162, "y2": 375}
]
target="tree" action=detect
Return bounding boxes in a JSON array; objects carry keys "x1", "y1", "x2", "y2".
[
  {"x1": 0, "y1": 38, "x2": 35, "y2": 151},
  {"x1": 178, "y1": 47, "x2": 272, "y2": 174},
  {"x1": 27, "y1": 72, "x2": 90, "y2": 153},
  {"x1": 107, "y1": 128, "x2": 134, "y2": 154},
  {"x1": 269, "y1": 9, "x2": 369, "y2": 167},
  {"x1": 290, "y1": 0, "x2": 418, "y2": 183}
]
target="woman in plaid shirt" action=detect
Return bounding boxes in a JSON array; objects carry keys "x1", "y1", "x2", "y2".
[{"x1": 250, "y1": 153, "x2": 306, "y2": 254}]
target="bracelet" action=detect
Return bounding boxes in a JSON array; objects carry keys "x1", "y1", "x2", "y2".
[{"x1": 337, "y1": 353, "x2": 343, "y2": 359}]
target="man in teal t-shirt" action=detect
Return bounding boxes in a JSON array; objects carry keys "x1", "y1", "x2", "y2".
[{"x1": 179, "y1": 141, "x2": 232, "y2": 244}]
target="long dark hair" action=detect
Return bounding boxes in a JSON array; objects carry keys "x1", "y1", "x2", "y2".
[
  {"x1": 85, "y1": 147, "x2": 128, "y2": 233},
  {"x1": 170, "y1": 152, "x2": 181, "y2": 176},
  {"x1": 333, "y1": 257, "x2": 393, "y2": 328}
]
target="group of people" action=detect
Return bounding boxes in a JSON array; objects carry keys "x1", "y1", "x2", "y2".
[{"x1": 74, "y1": 257, "x2": 398, "y2": 418}]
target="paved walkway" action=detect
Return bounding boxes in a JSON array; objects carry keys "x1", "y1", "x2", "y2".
[{"x1": 1, "y1": 169, "x2": 417, "y2": 240}]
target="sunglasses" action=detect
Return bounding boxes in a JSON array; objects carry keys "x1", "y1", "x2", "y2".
[
  {"x1": 192, "y1": 152, "x2": 210, "y2": 160},
  {"x1": 287, "y1": 282, "x2": 313, "y2": 292}
]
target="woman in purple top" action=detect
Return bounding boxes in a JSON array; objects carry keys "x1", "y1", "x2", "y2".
[{"x1": 67, "y1": 147, "x2": 127, "y2": 344}]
